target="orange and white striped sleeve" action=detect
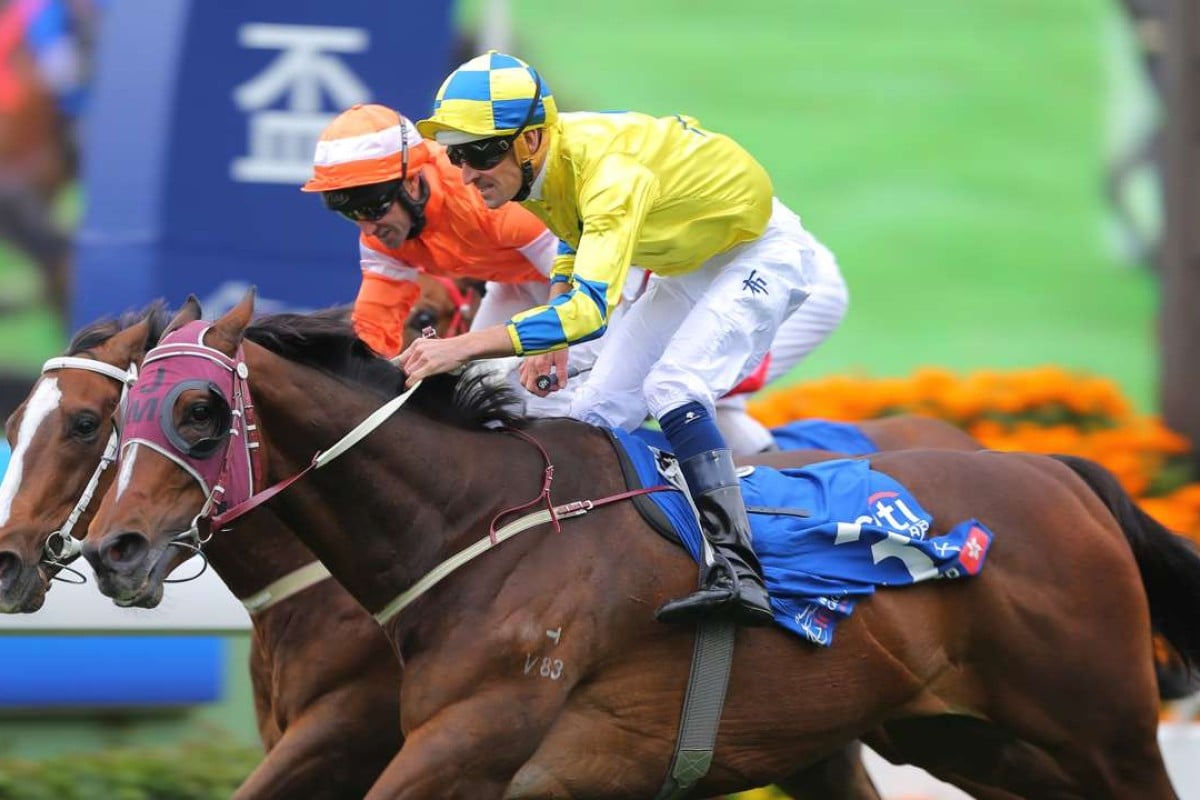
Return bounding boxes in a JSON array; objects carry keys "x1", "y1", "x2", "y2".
[{"x1": 352, "y1": 239, "x2": 421, "y2": 359}]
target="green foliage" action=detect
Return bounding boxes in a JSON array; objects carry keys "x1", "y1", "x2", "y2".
[
  {"x1": 0, "y1": 740, "x2": 260, "y2": 800},
  {"x1": 1146, "y1": 454, "x2": 1199, "y2": 498}
]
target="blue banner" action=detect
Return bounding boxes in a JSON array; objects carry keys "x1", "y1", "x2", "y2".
[
  {"x1": 0, "y1": 636, "x2": 222, "y2": 707},
  {"x1": 73, "y1": 0, "x2": 454, "y2": 326}
]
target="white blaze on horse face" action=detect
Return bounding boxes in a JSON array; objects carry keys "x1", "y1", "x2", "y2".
[
  {"x1": 114, "y1": 447, "x2": 138, "y2": 503},
  {"x1": 0, "y1": 377, "x2": 62, "y2": 527}
]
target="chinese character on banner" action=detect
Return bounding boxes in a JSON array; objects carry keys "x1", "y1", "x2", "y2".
[{"x1": 231, "y1": 23, "x2": 371, "y2": 184}]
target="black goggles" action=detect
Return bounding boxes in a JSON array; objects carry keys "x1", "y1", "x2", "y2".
[
  {"x1": 323, "y1": 180, "x2": 402, "y2": 222},
  {"x1": 446, "y1": 137, "x2": 514, "y2": 171},
  {"x1": 445, "y1": 69, "x2": 543, "y2": 172}
]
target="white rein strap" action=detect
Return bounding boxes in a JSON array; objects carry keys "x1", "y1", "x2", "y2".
[
  {"x1": 189, "y1": 372, "x2": 423, "y2": 533},
  {"x1": 313, "y1": 380, "x2": 422, "y2": 469}
]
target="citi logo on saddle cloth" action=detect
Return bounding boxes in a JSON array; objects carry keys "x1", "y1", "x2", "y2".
[{"x1": 610, "y1": 428, "x2": 995, "y2": 646}]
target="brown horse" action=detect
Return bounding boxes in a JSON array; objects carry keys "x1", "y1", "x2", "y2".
[
  {"x1": 0, "y1": 302, "x2": 881, "y2": 800},
  {"x1": 0, "y1": 302, "x2": 401, "y2": 800},
  {"x1": 0, "y1": 305, "x2": 167, "y2": 612},
  {"x1": 83, "y1": 292, "x2": 1200, "y2": 799},
  {"x1": 852, "y1": 415, "x2": 980, "y2": 451}
]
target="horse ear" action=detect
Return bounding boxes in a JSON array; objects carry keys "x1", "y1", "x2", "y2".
[
  {"x1": 207, "y1": 287, "x2": 256, "y2": 356},
  {"x1": 162, "y1": 295, "x2": 203, "y2": 337},
  {"x1": 94, "y1": 317, "x2": 153, "y2": 367}
]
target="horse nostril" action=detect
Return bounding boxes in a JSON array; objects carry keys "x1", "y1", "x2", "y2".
[
  {"x1": 101, "y1": 532, "x2": 149, "y2": 569},
  {"x1": 0, "y1": 551, "x2": 21, "y2": 582}
]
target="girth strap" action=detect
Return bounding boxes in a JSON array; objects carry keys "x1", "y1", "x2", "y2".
[{"x1": 654, "y1": 618, "x2": 737, "y2": 800}]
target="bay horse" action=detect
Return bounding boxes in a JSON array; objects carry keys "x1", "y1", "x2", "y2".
[
  {"x1": 846, "y1": 415, "x2": 980, "y2": 452},
  {"x1": 0, "y1": 301, "x2": 402, "y2": 800},
  {"x1": 83, "y1": 291, "x2": 1200, "y2": 799},
  {"x1": 1, "y1": 302, "x2": 882, "y2": 800},
  {"x1": 401, "y1": 273, "x2": 487, "y2": 348}
]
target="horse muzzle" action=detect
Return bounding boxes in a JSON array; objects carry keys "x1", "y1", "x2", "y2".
[
  {"x1": 0, "y1": 547, "x2": 49, "y2": 613},
  {"x1": 82, "y1": 531, "x2": 165, "y2": 607}
]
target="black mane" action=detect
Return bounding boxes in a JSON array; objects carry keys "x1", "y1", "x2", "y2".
[
  {"x1": 244, "y1": 308, "x2": 527, "y2": 430},
  {"x1": 66, "y1": 300, "x2": 172, "y2": 356}
]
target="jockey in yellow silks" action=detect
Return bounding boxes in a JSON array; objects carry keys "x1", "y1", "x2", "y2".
[{"x1": 402, "y1": 52, "x2": 847, "y2": 626}]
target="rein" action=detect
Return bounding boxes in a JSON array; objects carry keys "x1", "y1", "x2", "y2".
[
  {"x1": 37, "y1": 356, "x2": 138, "y2": 582},
  {"x1": 202, "y1": 379, "x2": 424, "y2": 536},
  {"x1": 372, "y1": 426, "x2": 678, "y2": 626},
  {"x1": 123, "y1": 324, "x2": 427, "y2": 608}
]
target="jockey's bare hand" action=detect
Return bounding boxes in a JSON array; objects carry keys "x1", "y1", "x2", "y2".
[
  {"x1": 396, "y1": 336, "x2": 471, "y2": 387},
  {"x1": 521, "y1": 349, "x2": 569, "y2": 397},
  {"x1": 395, "y1": 326, "x2": 518, "y2": 388}
]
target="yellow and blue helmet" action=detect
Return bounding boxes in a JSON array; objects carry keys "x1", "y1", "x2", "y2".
[{"x1": 417, "y1": 51, "x2": 557, "y2": 145}]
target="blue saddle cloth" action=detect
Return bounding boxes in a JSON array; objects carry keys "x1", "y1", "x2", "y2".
[
  {"x1": 633, "y1": 418, "x2": 878, "y2": 456},
  {"x1": 610, "y1": 428, "x2": 993, "y2": 646}
]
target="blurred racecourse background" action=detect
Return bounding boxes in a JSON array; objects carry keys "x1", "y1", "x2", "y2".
[
  {"x1": 0, "y1": 0, "x2": 1182, "y2": 797},
  {"x1": 2, "y1": 0, "x2": 1160, "y2": 399}
]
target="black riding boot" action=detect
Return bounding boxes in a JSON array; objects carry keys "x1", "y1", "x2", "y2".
[{"x1": 656, "y1": 449, "x2": 774, "y2": 627}]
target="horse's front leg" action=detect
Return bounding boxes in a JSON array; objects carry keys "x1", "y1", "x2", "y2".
[
  {"x1": 363, "y1": 686, "x2": 563, "y2": 800},
  {"x1": 232, "y1": 691, "x2": 401, "y2": 800}
]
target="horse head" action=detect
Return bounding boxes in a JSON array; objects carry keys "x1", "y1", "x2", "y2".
[
  {"x1": 81, "y1": 292, "x2": 254, "y2": 607},
  {"x1": 402, "y1": 274, "x2": 486, "y2": 348},
  {"x1": 0, "y1": 300, "x2": 184, "y2": 612}
]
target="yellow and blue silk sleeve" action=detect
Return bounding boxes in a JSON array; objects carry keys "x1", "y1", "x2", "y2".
[
  {"x1": 550, "y1": 239, "x2": 576, "y2": 284},
  {"x1": 507, "y1": 155, "x2": 658, "y2": 354}
]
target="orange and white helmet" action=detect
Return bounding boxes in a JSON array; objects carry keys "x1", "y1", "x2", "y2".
[{"x1": 301, "y1": 104, "x2": 430, "y2": 193}]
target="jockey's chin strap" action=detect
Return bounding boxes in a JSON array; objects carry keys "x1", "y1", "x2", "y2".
[
  {"x1": 37, "y1": 357, "x2": 139, "y2": 583},
  {"x1": 371, "y1": 426, "x2": 678, "y2": 627}
]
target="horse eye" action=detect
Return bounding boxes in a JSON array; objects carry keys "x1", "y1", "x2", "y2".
[
  {"x1": 189, "y1": 404, "x2": 212, "y2": 423},
  {"x1": 408, "y1": 308, "x2": 438, "y2": 332},
  {"x1": 70, "y1": 412, "x2": 100, "y2": 439}
]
